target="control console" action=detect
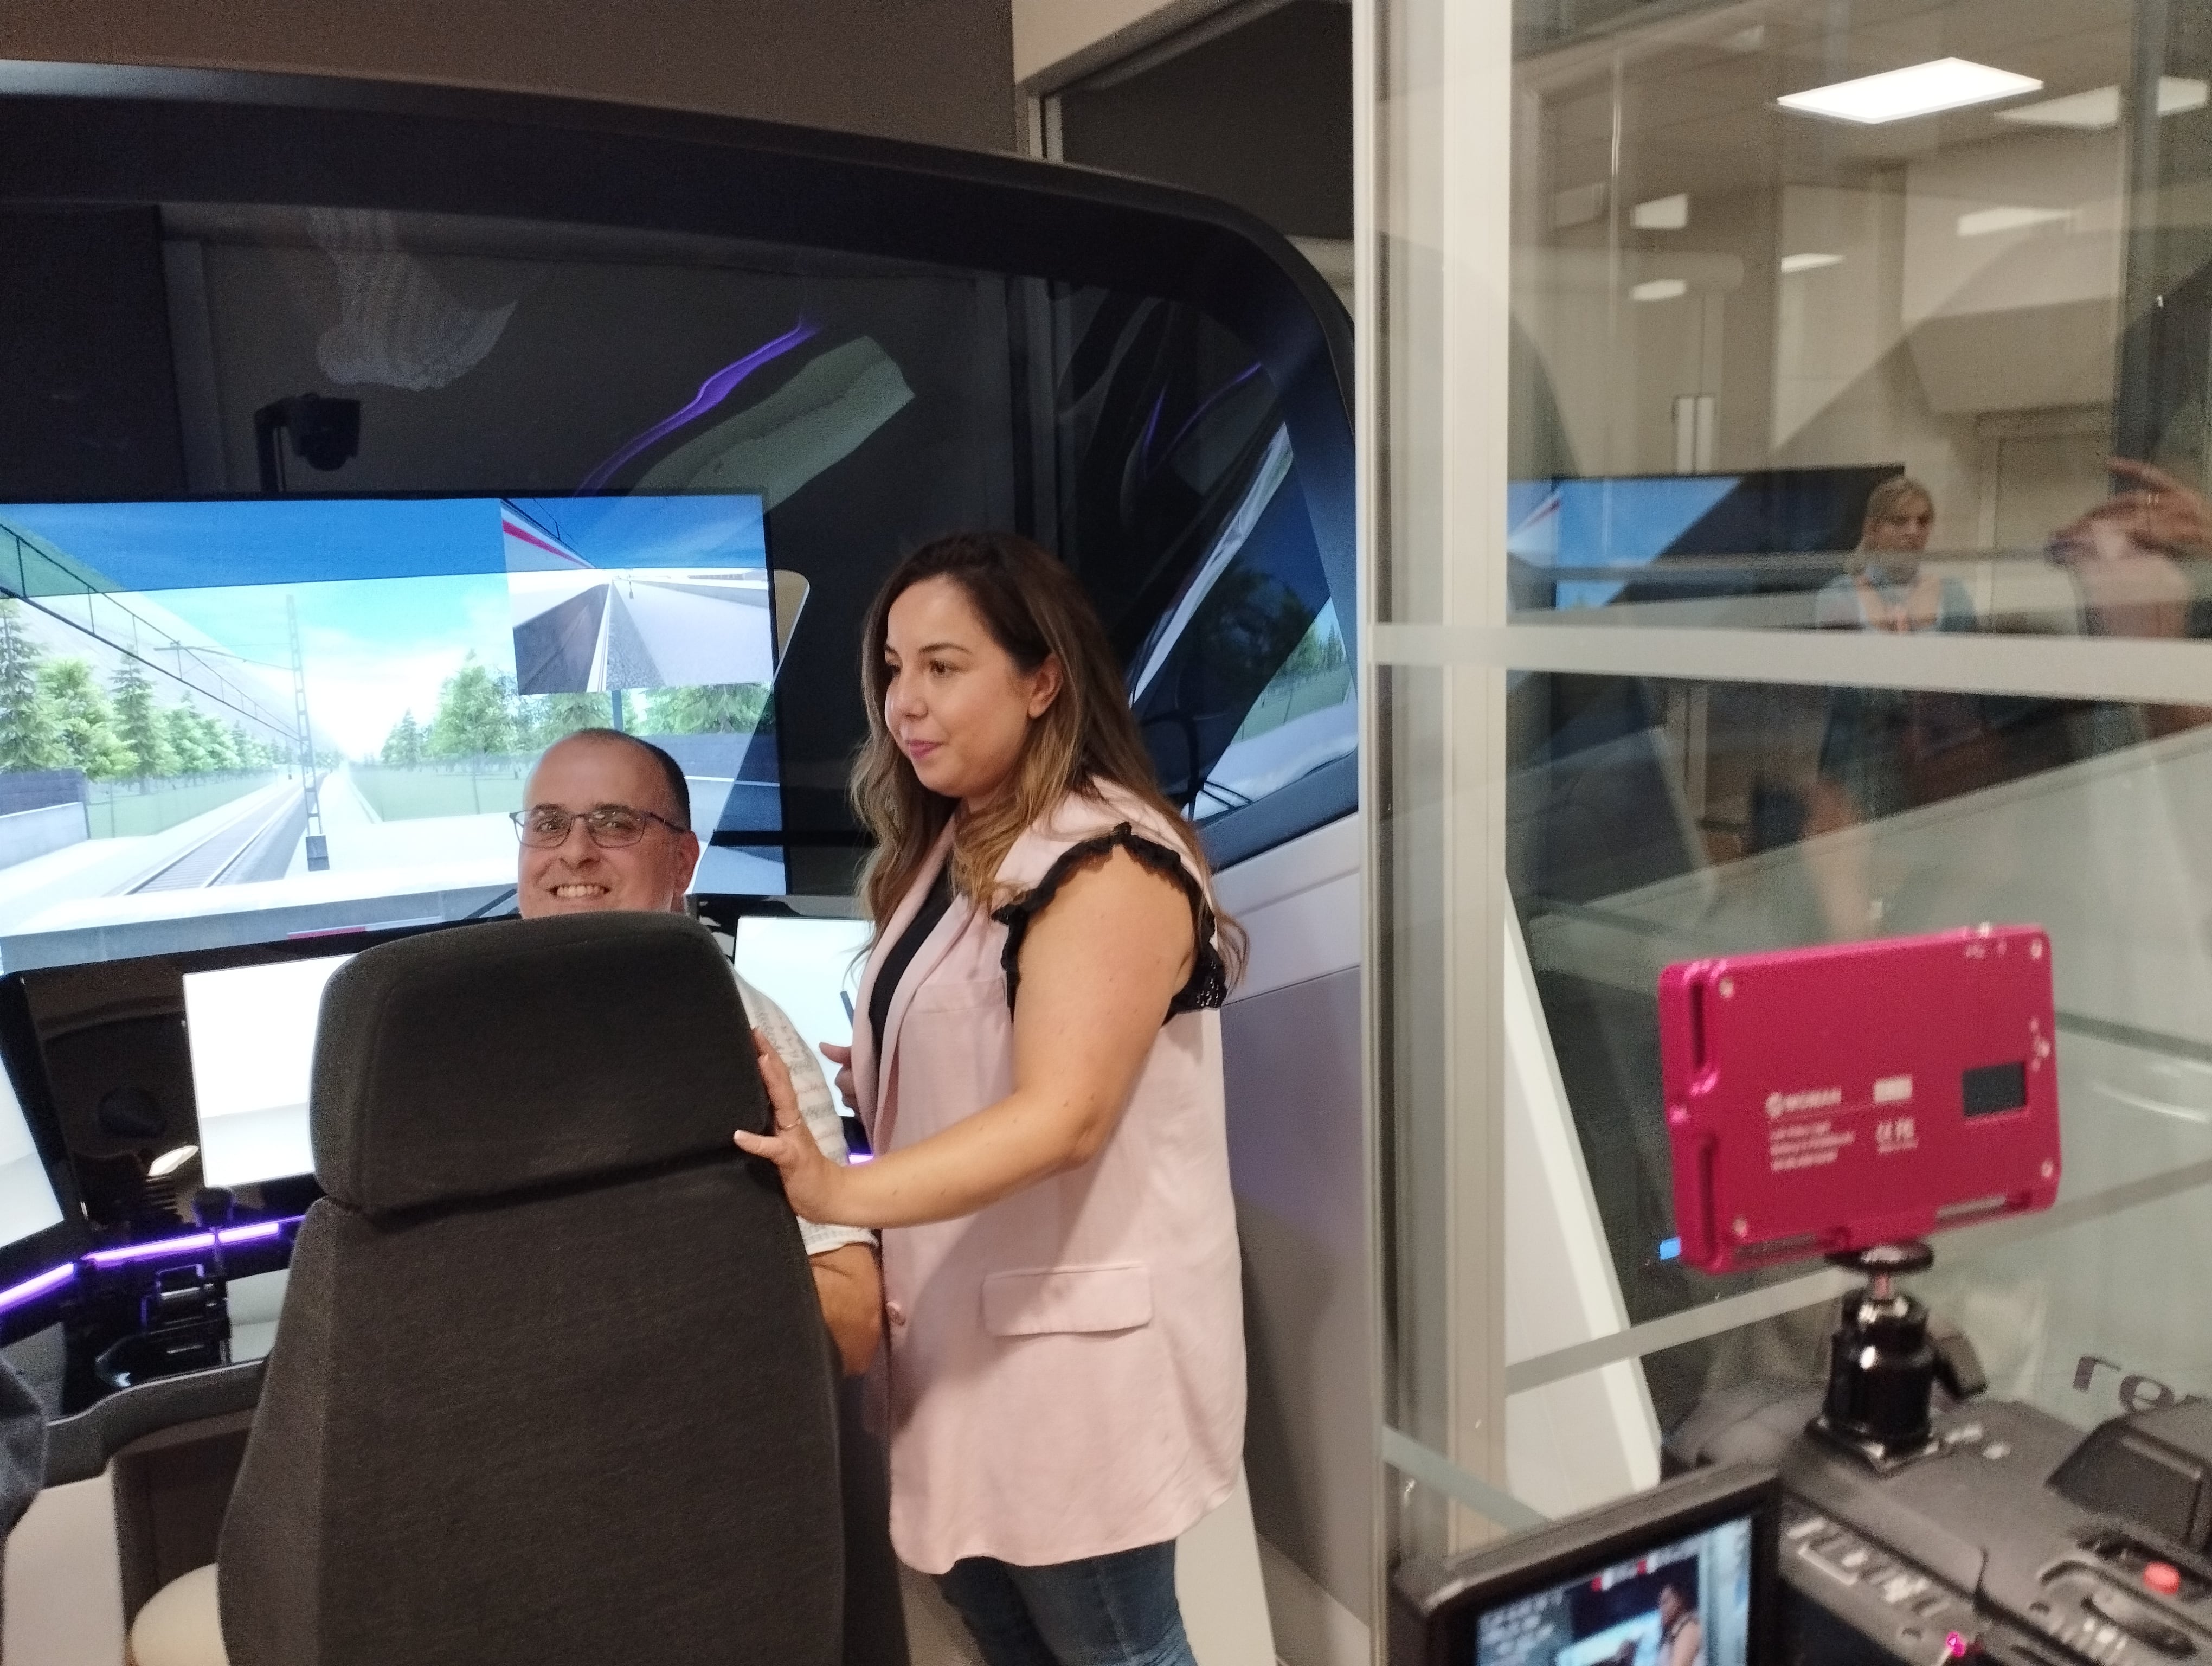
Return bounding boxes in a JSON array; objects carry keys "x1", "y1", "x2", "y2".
[{"x1": 1674, "y1": 1383, "x2": 2212, "y2": 1664}]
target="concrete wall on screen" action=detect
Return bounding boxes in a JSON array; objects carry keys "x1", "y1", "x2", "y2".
[
  {"x1": 0, "y1": 805, "x2": 87, "y2": 872},
  {"x1": 0, "y1": 0, "x2": 1017, "y2": 153}
]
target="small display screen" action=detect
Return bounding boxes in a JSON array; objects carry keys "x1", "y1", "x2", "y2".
[
  {"x1": 1472, "y1": 1515, "x2": 1753, "y2": 1666},
  {"x1": 732, "y1": 915, "x2": 872, "y2": 1144},
  {"x1": 183, "y1": 953, "x2": 357, "y2": 1188},
  {"x1": 1961, "y1": 1060, "x2": 2029, "y2": 1118},
  {"x1": 0, "y1": 1048, "x2": 63, "y2": 1253}
]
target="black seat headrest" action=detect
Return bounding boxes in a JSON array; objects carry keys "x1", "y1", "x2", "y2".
[{"x1": 310, "y1": 912, "x2": 767, "y2": 1218}]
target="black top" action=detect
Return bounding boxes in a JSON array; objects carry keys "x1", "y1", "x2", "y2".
[{"x1": 869, "y1": 865, "x2": 957, "y2": 1059}]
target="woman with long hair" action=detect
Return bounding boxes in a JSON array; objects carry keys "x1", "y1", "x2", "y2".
[
  {"x1": 1817, "y1": 475, "x2": 1966, "y2": 633},
  {"x1": 735, "y1": 531, "x2": 1245, "y2": 1666}
]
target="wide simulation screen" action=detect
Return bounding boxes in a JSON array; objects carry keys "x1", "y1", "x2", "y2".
[
  {"x1": 1471, "y1": 1515, "x2": 1753, "y2": 1666},
  {"x1": 0, "y1": 1048, "x2": 63, "y2": 1253},
  {"x1": 183, "y1": 953, "x2": 356, "y2": 1189},
  {"x1": 0, "y1": 495, "x2": 783, "y2": 973}
]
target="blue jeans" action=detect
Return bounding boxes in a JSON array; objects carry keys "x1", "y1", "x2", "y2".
[{"x1": 936, "y1": 1541, "x2": 1199, "y2": 1666}]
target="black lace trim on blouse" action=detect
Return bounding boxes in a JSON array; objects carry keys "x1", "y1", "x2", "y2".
[{"x1": 990, "y1": 823, "x2": 1229, "y2": 1022}]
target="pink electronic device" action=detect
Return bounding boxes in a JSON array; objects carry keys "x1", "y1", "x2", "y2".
[{"x1": 1660, "y1": 924, "x2": 2061, "y2": 1274}]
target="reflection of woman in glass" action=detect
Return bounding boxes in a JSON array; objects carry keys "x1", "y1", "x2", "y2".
[
  {"x1": 1814, "y1": 476, "x2": 1971, "y2": 635},
  {"x1": 1804, "y1": 478, "x2": 1984, "y2": 935},
  {"x1": 1657, "y1": 1579, "x2": 1703, "y2": 1666}
]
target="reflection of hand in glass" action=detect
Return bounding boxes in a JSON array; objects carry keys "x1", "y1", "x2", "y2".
[
  {"x1": 2048, "y1": 458, "x2": 2212, "y2": 734},
  {"x1": 2096, "y1": 458, "x2": 2212, "y2": 556},
  {"x1": 2049, "y1": 458, "x2": 2208, "y2": 638}
]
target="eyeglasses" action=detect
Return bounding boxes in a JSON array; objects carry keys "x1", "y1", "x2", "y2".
[{"x1": 509, "y1": 804, "x2": 689, "y2": 848}]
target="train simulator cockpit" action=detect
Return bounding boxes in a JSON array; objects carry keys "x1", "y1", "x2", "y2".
[
  {"x1": 0, "y1": 59, "x2": 1357, "y2": 1666},
  {"x1": 6, "y1": 0, "x2": 2212, "y2": 1662}
]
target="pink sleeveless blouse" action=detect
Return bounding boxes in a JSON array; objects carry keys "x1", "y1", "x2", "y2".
[{"x1": 848, "y1": 783, "x2": 1245, "y2": 1573}]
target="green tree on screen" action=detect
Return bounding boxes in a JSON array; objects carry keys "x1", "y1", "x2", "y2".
[
  {"x1": 110, "y1": 659, "x2": 178, "y2": 778},
  {"x1": 40, "y1": 658, "x2": 133, "y2": 779},
  {"x1": 1280, "y1": 615, "x2": 1347, "y2": 677},
  {"x1": 231, "y1": 723, "x2": 284, "y2": 772},
  {"x1": 163, "y1": 706, "x2": 217, "y2": 774},
  {"x1": 0, "y1": 600, "x2": 64, "y2": 773},
  {"x1": 194, "y1": 710, "x2": 242, "y2": 771},
  {"x1": 381, "y1": 710, "x2": 425, "y2": 767},
  {"x1": 520, "y1": 691, "x2": 613, "y2": 751},
  {"x1": 427, "y1": 654, "x2": 517, "y2": 758},
  {"x1": 641, "y1": 683, "x2": 769, "y2": 735}
]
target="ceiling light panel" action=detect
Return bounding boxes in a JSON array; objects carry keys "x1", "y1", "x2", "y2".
[
  {"x1": 1631, "y1": 279, "x2": 1688, "y2": 302},
  {"x1": 1780, "y1": 252, "x2": 1844, "y2": 274},
  {"x1": 1778, "y1": 58, "x2": 2042, "y2": 125},
  {"x1": 1956, "y1": 205, "x2": 2073, "y2": 239},
  {"x1": 1632, "y1": 194, "x2": 1689, "y2": 230}
]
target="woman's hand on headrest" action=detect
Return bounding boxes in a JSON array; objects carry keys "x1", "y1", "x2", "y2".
[{"x1": 734, "y1": 1029, "x2": 852, "y2": 1225}]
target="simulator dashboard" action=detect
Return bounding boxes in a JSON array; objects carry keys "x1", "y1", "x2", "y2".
[{"x1": 0, "y1": 905, "x2": 882, "y2": 1410}]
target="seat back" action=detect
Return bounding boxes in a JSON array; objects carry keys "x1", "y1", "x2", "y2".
[{"x1": 217, "y1": 912, "x2": 841, "y2": 1666}]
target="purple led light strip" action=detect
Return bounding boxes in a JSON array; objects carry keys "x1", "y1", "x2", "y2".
[
  {"x1": 0, "y1": 1218, "x2": 302, "y2": 1319},
  {"x1": 83, "y1": 1216, "x2": 297, "y2": 1268},
  {"x1": 0, "y1": 1263, "x2": 74, "y2": 1316},
  {"x1": 576, "y1": 321, "x2": 819, "y2": 494}
]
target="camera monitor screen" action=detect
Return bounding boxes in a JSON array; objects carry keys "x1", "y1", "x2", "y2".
[
  {"x1": 1392, "y1": 1466, "x2": 1774, "y2": 1666},
  {"x1": 0, "y1": 494, "x2": 783, "y2": 975},
  {"x1": 1472, "y1": 1515, "x2": 1754, "y2": 1666},
  {"x1": 183, "y1": 952, "x2": 358, "y2": 1189}
]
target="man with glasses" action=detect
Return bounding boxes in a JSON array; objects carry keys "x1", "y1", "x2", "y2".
[{"x1": 512, "y1": 727, "x2": 881, "y2": 1376}]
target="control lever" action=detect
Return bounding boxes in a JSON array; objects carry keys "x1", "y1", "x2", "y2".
[{"x1": 191, "y1": 1187, "x2": 235, "y2": 1286}]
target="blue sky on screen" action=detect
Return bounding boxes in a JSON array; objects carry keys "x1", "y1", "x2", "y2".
[
  {"x1": 503, "y1": 495, "x2": 766, "y2": 571},
  {"x1": 142, "y1": 575, "x2": 516, "y2": 757},
  {"x1": 0, "y1": 496, "x2": 767, "y2": 758},
  {"x1": 1508, "y1": 476, "x2": 1738, "y2": 609},
  {"x1": 4, "y1": 494, "x2": 766, "y2": 591}
]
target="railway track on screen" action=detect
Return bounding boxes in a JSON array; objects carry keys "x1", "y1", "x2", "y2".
[{"x1": 127, "y1": 785, "x2": 308, "y2": 893}]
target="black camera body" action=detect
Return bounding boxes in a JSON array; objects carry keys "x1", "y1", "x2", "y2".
[{"x1": 1671, "y1": 1379, "x2": 2212, "y2": 1664}]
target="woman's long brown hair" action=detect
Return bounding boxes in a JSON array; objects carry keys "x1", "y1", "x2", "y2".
[{"x1": 852, "y1": 531, "x2": 1243, "y2": 977}]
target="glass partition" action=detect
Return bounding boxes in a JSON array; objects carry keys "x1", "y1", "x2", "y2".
[{"x1": 1369, "y1": 0, "x2": 2212, "y2": 1572}]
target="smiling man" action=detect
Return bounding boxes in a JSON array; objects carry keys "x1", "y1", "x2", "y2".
[{"x1": 514, "y1": 727, "x2": 880, "y2": 1375}]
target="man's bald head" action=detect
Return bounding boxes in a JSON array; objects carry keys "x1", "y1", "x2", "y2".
[
  {"x1": 516, "y1": 731, "x2": 701, "y2": 918},
  {"x1": 537, "y1": 729, "x2": 690, "y2": 827}
]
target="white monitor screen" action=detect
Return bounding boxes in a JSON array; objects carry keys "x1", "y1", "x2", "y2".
[
  {"x1": 183, "y1": 954, "x2": 356, "y2": 1188},
  {"x1": 732, "y1": 915, "x2": 871, "y2": 1107},
  {"x1": 0, "y1": 1051, "x2": 64, "y2": 1252}
]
